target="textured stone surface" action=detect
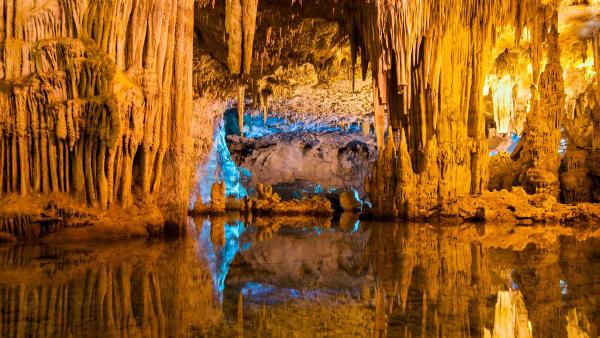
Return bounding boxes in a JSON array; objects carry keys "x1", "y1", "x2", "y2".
[
  {"x1": 229, "y1": 131, "x2": 376, "y2": 192},
  {"x1": 0, "y1": 0, "x2": 195, "y2": 229}
]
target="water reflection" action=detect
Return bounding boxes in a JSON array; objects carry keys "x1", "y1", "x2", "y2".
[{"x1": 0, "y1": 216, "x2": 599, "y2": 337}]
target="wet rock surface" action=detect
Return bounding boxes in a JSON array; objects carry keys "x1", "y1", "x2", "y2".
[{"x1": 228, "y1": 131, "x2": 376, "y2": 192}]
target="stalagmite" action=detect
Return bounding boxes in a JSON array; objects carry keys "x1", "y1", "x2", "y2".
[
  {"x1": 517, "y1": 22, "x2": 565, "y2": 197},
  {"x1": 238, "y1": 85, "x2": 246, "y2": 136},
  {"x1": 210, "y1": 181, "x2": 227, "y2": 213}
]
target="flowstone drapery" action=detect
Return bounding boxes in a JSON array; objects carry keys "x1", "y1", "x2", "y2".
[{"x1": 0, "y1": 0, "x2": 194, "y2": 225}]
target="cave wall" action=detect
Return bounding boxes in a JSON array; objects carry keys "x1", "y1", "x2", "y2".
[
  {"x1": 0, "y1": 0, "x2": 195, "y2": 225},
  {"x1": 354, "y1": 0, "x2": 564, "y2": 219}
]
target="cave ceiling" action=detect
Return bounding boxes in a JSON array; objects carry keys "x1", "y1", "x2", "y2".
[{"x1": 194, "y1": 0, "x2": 353, "y2": 96}]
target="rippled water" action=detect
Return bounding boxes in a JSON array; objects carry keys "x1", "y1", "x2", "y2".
[{"x1": 1, "y1": 215, "x2": 599, "y2": 337}]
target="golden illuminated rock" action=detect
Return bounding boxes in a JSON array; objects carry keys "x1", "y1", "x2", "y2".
[
  {"x1": 210, "y1": 180, "x2": 227, "y2": 213},
  {"x1": 0, "y1": 0, "x2": 195, "y2": 231},
  {"x1": 339, "y1": 191, "x2": 361, "y2": 211}
]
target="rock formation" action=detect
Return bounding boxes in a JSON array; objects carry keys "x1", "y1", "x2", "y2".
[
  {"x1": 357, "y1": 0, "x2": 534, "y2": 219},
  {"x1": 228, "y1": 130, "x2": 376, "y2": 193},
  {"x1": 251, "y1": 183, "x2": 333, "y2": 215},
  {"x1": 192, "y1": 180, "x2": 227, "y2": 214},
  {"x1": 339, "y1": 191, "x2": 362, "y2": 211},
  {"x1": 517, "y1": 23, "x2": 565, "y2": 197},
  {"x1": 0, "y1": 0, "x2": 195, "y2": 229}
]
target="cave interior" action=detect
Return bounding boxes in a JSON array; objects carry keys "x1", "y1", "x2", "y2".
[{"x1": 1, "y1": 0, "x2": 600, "y2": 336}]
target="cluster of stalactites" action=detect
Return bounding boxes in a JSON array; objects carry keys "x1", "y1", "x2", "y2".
[
  {"x1": 0, "y1": 0, "x2": 193, "y2": 212},
  {"x1": 560, "y1": 150, "x2": 591, "y2": 203},
  {"x1": 351, "y1": 0, "x2": 563, "y2": 218}
]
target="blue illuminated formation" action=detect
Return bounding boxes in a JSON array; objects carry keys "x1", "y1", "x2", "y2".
[
  {"x1": 198, "y1": 218, "x2": 246, "y2": 302},
  {"x1": 560, "y1": 279, "x2": 568, "y2": 295},
  {"x1": 197, "y1": 219, "x2": 218, "y2": 297},
  {"x1": 352, "y1": 188, "x2": 363, "y2": 205},
  {"x1": 352, "y1": 220, "x2": 361, "y2": 233},
  {"x1": 194, "y1": 121, "x2": 248, "y2": 206},
  {"x1": 559, "y1": 137, "x2": 568, "y2": 155},
  {"x1": 490, "y1": 132, "x2": 521, "y2": 157},
  {"x1": 224, "y1": 108, "x2": 362, "y2": 139},
  {"x1": 241, "y1": 282, "x2": 301, "y2": 305},
  {"x1": 507, "y1": 133, "x2": 520, "y2": 154},
  {"x1": 510, "y1": 269, "x2": 519, "y2": 290}
]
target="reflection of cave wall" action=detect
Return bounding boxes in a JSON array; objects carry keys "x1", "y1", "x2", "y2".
[
  {"x1": 227, "y1": 228, "x2": 370, "y2": 289},
  {"x1": 366, "y1": 223, "x2": 600, "y2": 337},
  {"x1": 0, "y1": 240, "x2": 220, "y2": 337}
]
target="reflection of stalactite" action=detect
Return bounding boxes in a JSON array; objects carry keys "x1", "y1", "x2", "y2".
[
  {"x1": 0, "y1": 238, "x2": 221, "y2": 337},
  {"x1": 513, "y1": 247, "x2": 566, "y2": 337},
  {"x1": 491, "y1": 290, "x2": 532, "y2": 338},
  {"x1": 367, "y1": 224, "x2": 492, "y2": 336},
  {"x1": 363, "y1": 224, "x2": 588, "y2": 337},
  {"x1": 0, "y1": 264, "x2": 166, "y2": 338}
]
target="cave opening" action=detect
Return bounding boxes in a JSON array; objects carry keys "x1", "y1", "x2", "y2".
[{"x1": 193, "y1": 5, "x2": 378, "y2": 212}]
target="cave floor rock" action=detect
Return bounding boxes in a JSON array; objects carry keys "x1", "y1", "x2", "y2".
[{"x1": 0, "y1": 193, "x2": 164, "y2": 242}]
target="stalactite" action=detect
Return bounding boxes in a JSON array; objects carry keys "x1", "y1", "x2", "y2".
[
  {"x1": 226, "y1": 0, "x2": 244, "y2": 74},
  {"x1": 372, "y1": 81, "x2": 386, "y2": 150},
  {"x1": 225, "y1": 0, "x2": 259, "y2": 75},
  {"x1": 261, "y1": 89, "x2": 270, "y2": 123},
  {"x1": 560, "y1": 151, "x2": 591, "y2": 203}
]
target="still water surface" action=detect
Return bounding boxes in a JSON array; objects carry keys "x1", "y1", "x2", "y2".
[{"x1": 1, "y1": 215, "x2": 599, "y2": 337}]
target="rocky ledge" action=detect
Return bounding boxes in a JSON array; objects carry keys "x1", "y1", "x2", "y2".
[{"x1": 436, "y1": 187, "x2": 600, "y2": 225}]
